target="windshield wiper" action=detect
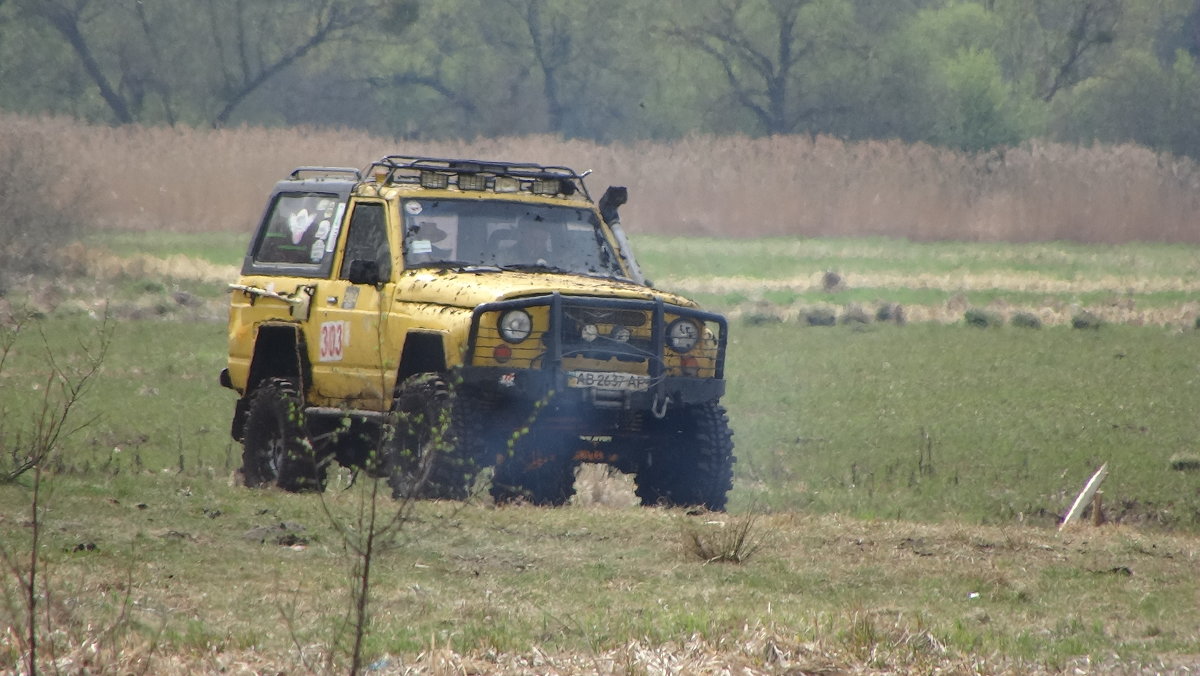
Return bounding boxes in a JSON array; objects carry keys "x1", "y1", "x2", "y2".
[
  {"x1": 408, "y1": 260, "x2": 501, "y2": 272},
  {"x1": 498, "y1": 263, "x2": 575, "y2": 275}
]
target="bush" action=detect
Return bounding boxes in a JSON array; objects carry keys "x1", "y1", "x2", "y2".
[
  {"x1": 964, "y1": 308, "x2": 1001, "y2": 328},
  {"x1": 1072, "y1": 311, "x2": 1103, "y2": 330},
  {"x1": 1010, "y1": 312, "x2": 1043, "y2": 329},
  {"x1": 839, "y1": 304, "x2": 871, "y2": 325},
  {"x1": 803, "y1": 306, "x2": 837, "y2": 326},
  {"x1": 875, "y1": 302, "x2": 906, "y2": 325},
  {"x1": 0, "y1": 128, "x2": 83, "y2": 275},
  {"x1": 1169, "y1": 453, "x2": 1200, "y2": 472}
]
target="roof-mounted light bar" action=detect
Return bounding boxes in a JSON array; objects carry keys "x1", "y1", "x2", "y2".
[{"x1": 367, "y1": 155, "x2": 591, "y2": 199}]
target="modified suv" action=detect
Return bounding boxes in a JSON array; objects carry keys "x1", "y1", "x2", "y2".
[{"x1": 220, "y1": 155, "x2": 733, "y2": 509}]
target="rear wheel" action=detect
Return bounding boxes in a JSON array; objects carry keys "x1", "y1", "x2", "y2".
[
  {"x1": 387, "y1": 373, "x2": 480, "y2": 501},
  {"x1": 634, "y1": 401, "x2": 734, "y2": 510},
  {"x1": 241, "y1": 378, "x2": 327, "y2": 492}
]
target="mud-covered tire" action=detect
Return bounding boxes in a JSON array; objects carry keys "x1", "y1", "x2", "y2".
[
  {"x1": 634, "y1": 401, "x2": 734, "y2": 510},
  {"x1": 386, "y1": 373, "x2": 480, "y2": 501},
  {"x1": 490, "y1": 429, "x2": 577, "y2": 506},
  {"x1": 241, "y1": 378, "x2": 327, "y2": 492}
]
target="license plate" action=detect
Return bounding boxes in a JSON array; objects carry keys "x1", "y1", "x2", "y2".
[{"x1": 566, "y1": 370, "x2": 652, "y2": 392}]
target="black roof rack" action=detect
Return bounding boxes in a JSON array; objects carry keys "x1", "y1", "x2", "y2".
[
  {"x1": 369, "y1": 155, "x2": 590, "y2": 198},
  {"x1": 288, "y1": 166, "x2": 362, "y2": 181}
]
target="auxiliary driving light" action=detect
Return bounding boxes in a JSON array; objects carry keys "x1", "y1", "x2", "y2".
[
  {"x1": 419, "y1": 170, "x2": 449, "y2": 189},
  {"x1": 458, "y1": 173, "x2": 487, "y2": 191},
  {"x1": 532, "y1": 178, "x2": 561, "y2": 195},
  {"x1": 581, "y1": 324, "x2": 599, "y2": 342},
  {"x1": 666, "y1": 318, "x2": 699, "y2": 352},
  {"x1": 499, "y1": 309, "x2": 532, "y2": 343},
  {"x1": 611, "y1": 325, "x2": 631, "y2": 343},
  {"x1": 494, "y1": 176, "x2": 520, "y2": 192}
]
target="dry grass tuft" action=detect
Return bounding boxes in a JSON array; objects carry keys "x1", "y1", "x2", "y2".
[
  {"x1": 570, "y1": 464, "x2": 638, "y2": 508},
  {"x1": 681, "y1": 511, "x2": 766, "y2": 564}
]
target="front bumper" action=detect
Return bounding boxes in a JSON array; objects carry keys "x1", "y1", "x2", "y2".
[
  {"x1": 461, "y1": 365, "x2": 725, "y2": 410},
  {"x1": 464, "y1": 292, "x2": 727, "y2": 410}
]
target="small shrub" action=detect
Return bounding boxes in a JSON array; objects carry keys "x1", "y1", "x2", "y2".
[
  {"x1": 681, "y1": 512, "x2": 766, "y2": 564},
  {"x1": 803, "y1": 306, "x2": 837, "y2": 326},
  {"x1": 821, "y1": 270, "x2": 844, "y2": 292},
  {"x1": 1072, "y1": 311, "x2": 1102, "y2": 330},
  {"x1": 964, "y1": 308, "x2": 1000, "y2": 328},
  {"x1": 875, "y1": 302, "x2": 906, "y2": 325},
  {"x1": 1010, "y1": 312, "x2": 1043, "y2": 329},
  {"x1": 839, "y1": 304, "x2": 871, "y2": 325},
  {"x1": 1168, "y1": 453, "x2": 1200, "y2": 472}
]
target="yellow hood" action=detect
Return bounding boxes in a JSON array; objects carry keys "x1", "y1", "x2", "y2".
[{"x1": 395, "y1": 269, "x2": 696, "y2": 309}]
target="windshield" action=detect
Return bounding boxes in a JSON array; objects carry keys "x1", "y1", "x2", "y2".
[{"x1": 401, "y1": 198, "x2": 627, "y2": 279}]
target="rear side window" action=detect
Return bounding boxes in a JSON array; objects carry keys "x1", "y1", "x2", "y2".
[{"x1": 251, "y1": 192, "x2": 346, "y2": 270}]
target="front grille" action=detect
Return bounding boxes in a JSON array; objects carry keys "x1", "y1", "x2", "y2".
[
  {"x1": 563, "y1": 307, "x2": 647, "y2": 328},
  {"x1": 467, "y1": 292, "x2": 727, "y2": 380}
]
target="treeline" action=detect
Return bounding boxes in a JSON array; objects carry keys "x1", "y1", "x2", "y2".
[
  {"x1": 8, "y1": 114, "x2": 1198, "y2": 244},
  {"x1": 3, "y1": 0, "x2": 1200, "y2": 159}
]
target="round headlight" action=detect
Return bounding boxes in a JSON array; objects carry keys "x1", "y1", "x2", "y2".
[
  {"x1": 498, "y1": 309, "x2": 532, "y2": 343},
  {"x1": 611, "y1": 325, "x2": 631, "y2": 343},
  {"x1": 666, "y1": 319, "x2": 699, "y2": 352}
]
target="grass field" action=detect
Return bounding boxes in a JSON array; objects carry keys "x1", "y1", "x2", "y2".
[{"x1": 3, "y1": 235, "x2": 1200, "y2": 673}]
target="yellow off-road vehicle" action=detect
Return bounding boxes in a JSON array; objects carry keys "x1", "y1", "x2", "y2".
[{"x1": 220, "y1": 155, "x2": 733, "y2": 508}]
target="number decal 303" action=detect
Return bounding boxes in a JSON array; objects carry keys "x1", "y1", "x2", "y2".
[{"x1": 318, "y1": 321, "x2": 349, "y2": 362}]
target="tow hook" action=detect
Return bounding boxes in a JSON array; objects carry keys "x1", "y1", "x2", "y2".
[{"x1": 651, "y1": 394, "x2": 671, "y2": 419}]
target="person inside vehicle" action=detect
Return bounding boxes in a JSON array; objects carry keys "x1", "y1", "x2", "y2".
[
  {"x1": 513, "y1": 221, "x2": 553, "y2": 265},
  {"x1": 406, "y1": 221, "x2": 452, "y2": 263}
]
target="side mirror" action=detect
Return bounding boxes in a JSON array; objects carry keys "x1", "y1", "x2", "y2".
[{"x1": 347, "y1": 259, "x2": 382, "y2": 285}]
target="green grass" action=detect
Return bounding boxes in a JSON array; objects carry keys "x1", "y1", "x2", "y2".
[
  {"x1": 5, "y1": 235, "x2": 1200, "y2": 671},
  {"x1": 2, "y1": 477, "x2": 1197, "y2": 673},
  {"x1": 632, "y1": 236, "x2": 1200, "y2": 281},
  {"x1": 725, "y1": 322, "x2": 1200, "y2": 529},
  {"x1": 10, "y1": 317, "x2": 1198, "y2": 532},
  {"x1": 85, "y1": 230, "x2": 246, "y2": 265}
]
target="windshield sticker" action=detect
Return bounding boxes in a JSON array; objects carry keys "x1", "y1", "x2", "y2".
[
  {"x1": 326, "y1": 203, "x2": 346, "y2": 253},
  {"x1": 315, "y1": 219, "x2": 331, "y2": 241},
  {"x1": 310, "y1": 240, "x2": 324, "y2": 262},
  {"x1": 288, "y1": 208, "x2": 316, "y2": 244},
  {"x1": 410, "y1": 240, "x2": 433, "y2": 254},
  {"x1": 405, "y1": 201, "x2": 423, "y2": 216}
]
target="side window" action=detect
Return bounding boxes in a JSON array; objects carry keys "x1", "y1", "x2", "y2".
[
  {"x1": 253, "y1": 193, "x2": 344, "y2": 267},
  {"x1": 339, "y1": 202, "x2": 391, "y2": 280}
]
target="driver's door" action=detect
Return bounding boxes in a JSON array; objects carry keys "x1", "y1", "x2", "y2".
[{"x1": 307, "y1": 199, "x2": 398, "y2": 409}]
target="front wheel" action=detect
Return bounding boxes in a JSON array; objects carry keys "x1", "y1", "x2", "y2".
[
  {"x1": 386, "y1": 373, "x2": 480, "y2": 501},
  {"x1": 634, "y1": 401, "x2": 735, "y2": 511},
  {"x1": 490, "y1": 428, "x2": 578, "y2": 506},
  {"x1": 240, "y1": 378, "x2": 326, "y2": 492}
]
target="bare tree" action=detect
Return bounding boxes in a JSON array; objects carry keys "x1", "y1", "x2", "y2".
[
  {"x1": 668, "y1": 0, "x2": 859, "y2": 135},
  {"x1": 18, "y1": 0, "x2": 136, "y2": 123},
  {"x1": 1033, "y1": 0, "x2": 1122, "y2": 102},
  {"x1": 18, "y1": 0, "x2": 417, "y2": 126}
]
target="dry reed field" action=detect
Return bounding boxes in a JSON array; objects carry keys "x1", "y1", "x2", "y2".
[{"x1": 8, "y1": 114, "x2": 1200, "y2": 244}]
